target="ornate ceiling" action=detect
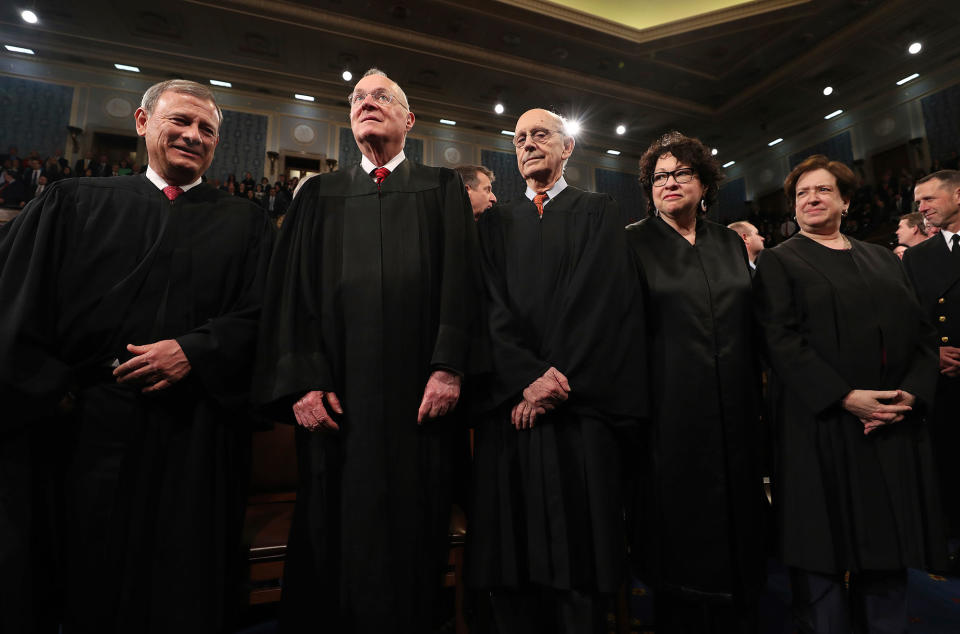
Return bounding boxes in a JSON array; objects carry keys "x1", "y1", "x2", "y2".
[{"x1": 2, "y1": 0, "x2": 959, "y2": 161}]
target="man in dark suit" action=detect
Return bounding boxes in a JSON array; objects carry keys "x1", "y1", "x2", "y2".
[
  {"x1": 903, "y1": 169, "x2": 960, "y2": 559},
  {"x1": 75, "y1": 152, "x2": 95, "y2": 176},
  {"x1": 259, "y1": 185, "x2": 288, "y2": 219},
  {"x1": 0, "y1": 169, "x2": 27, "y2": 208},
  {"x1": 728, "y1": 220, "x2": 765, "y2": 275}
]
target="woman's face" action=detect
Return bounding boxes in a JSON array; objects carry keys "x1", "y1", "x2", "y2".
[
  {"x1": 653, "y1": 152, "x2": 706, "y2": 218},
  {"x1": 794, "y1": 168, "x2": 847, "y2": 233}
]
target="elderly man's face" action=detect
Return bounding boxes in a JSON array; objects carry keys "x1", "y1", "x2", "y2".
[
  {"x1": 135, "y1": 90, "x2": 219, "y2": 185},
  {"x1": 350, "y1": 74, "x2": 413, "y2": 148},
  {"x1": 514, "y1": 109, "x2": 573, "y2": 184}
]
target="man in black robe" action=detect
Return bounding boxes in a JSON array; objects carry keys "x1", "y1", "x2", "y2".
[
  {"x1": 467, "y1": 108, "x2": 647, "y2": 634},
  {"x1": 904, "y1": 169, "x2": 960, "y2": 562},
  {"x1": 0, "y1": 79, "x2": 274, "y2": 634},
  {"x1": 253, "y1": 68, "x2": 482, "y2": 633}
]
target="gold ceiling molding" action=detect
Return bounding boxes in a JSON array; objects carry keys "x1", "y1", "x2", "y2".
[
  {"x1": 493, "y1": 0, "x2": 812, "y2": 43},
  {"x1": 187, "y1": 0, "x2": 713, "y2": 116}
]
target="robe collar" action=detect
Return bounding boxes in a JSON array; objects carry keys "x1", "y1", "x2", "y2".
[{"x1": 145, "y1": 166, "x2": 202, "y2": 193}]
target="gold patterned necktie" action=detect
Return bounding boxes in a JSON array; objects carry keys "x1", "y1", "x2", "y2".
[{"x1": 533, "y1": 191, "x2": 548, "y2": 217}]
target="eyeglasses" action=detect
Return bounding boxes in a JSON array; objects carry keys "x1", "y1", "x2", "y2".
[
  {"x1": 513, "y1": 128, "x2": 562, "y2": 149},
  {"x1": 652, "y1": 168, "x2": 697, "y2": 187},
  {"x1": 347, "y1": 89, "x2": 408, "y2": 110}
]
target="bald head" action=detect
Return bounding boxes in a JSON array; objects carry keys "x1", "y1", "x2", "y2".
[{"x1": 727, "y1": 220, "x2": 765, "y2": 262}]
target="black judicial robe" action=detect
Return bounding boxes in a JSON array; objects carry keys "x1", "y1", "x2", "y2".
[
  {"x1": 0, "y1": 175, "x2": 274, "y2": 633},
  {"x1": 755, "y1": 235, "x2": 945, "y2": 574},
  {"x1": 468, "y1": 188, "x2": 648, "y2": 594},
  {"x1": 903, "y1": 236, "x2": 960, "y2": 536},
  {"x1": 252, "y1": 161, "x2": 482, "y2": 633},
  {"x1": 626, "y1": 215, "x2": 764, "y2": 602}
]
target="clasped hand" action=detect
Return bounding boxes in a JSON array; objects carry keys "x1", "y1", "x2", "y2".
[
  {"x1": 114, "y1": 340, "x2": 191, "y2": 393},
  {"x1": 842, "y1": 389, "x2": 915, "y2": 436},
  {"x1": 511, "y1": 367, "x2": 571, "y2": 430},
  {"x1": 940, "y1": 346, "x2": 960, "y2": 378}
]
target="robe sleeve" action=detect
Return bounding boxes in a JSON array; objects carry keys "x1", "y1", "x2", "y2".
[
  {"x1": 0, "y1": 183, "x2": 77, "y2": 426},
  {"x1": 753, "y1": 248, "x2": 851, "y2": 414},
  {"x1": 429, "y1": 169, "x2": 486, "y2": 376},
  {"x1": 252, "y1": 177, "x2": 337, "y2": 421},
  {"x1": 476, "y1": 208, "x2": 551, "y2": 404},
  {"x1": 176, "y1": 206, "x2": 275, "y2": 412},
  {"x1": 894, "y1": 257, "x2": 939, "y2": 407}
]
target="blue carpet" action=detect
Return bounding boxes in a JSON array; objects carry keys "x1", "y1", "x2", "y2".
[{"x1": 236, "y1": 560, "x2": 960, "y2": 632}]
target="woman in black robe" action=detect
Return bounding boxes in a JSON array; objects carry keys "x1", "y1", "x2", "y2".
[
  {"x1": 626, "y1": 132, "x2": 765, "y2": 633},
  {"x1": 753, "y1": 154, "x2": 945, "y2": 633}
]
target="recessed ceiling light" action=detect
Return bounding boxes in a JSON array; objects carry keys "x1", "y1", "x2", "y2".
[
  {"x1": 722, "y1": 161, "x2": 736, "y2": 168},
  {"x1": 439, "y1": 119, "x2": 456, "y2": 126},
  {"x1": 606, "y1": 149, "x2": 621, "y2": 156},
  {"x1": 896, "y1": 73, "x2": 919, "y2": 86},
  {"x1": 20, "y1": 10, "x2": 38, "y2": 24},
  {"x1": 114, "y1": 63, "x2": 140, "y2": 72},
  {"x1": 823, "y1": 86, "x2": 833, "y2": 96},
  {"x1": 294, "y1": 94, "x2": 315, "y2": 102},
  {"x1": 768, "y1": 138, "x2": 783, "y2": 147},
  {"x1": 342, "y1": 70, "x2": 353, "y2": 82},
  {"x1": 615, "y1": 124, "x2": 626, "y2": 135},
  {"x1": 210, "y1": 80, "x2": 232, "y2": 88},
  {"x1": 824, "y1": 109, "x2": 843, "y2": 120},
  {"x1": 494, "y1": 103, "x2": 505, "y2": 114},
  {"x1": 4, "y1": 45, "x2": 35, "y2": 55},
  {"x1": 908, "y1": 42, "x2": 922, "y2": 55},
  {"x1": 565, "y1": 120, "x2": 581, "y2": 135},
  {"x1": 711, "y1": 148, "x2": 718, "y2": 156},
  {"x1": 500, "y1": 130, "x2": 514, "y2": 136}
]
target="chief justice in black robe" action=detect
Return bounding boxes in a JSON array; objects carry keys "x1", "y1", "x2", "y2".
[
  {"x1": 253, "y1": 69, "x2": 482, "y2": 633},
  {"x1": 627, "y1": 132, "x2": 764, "y2": 633},
  {"x1": 0, "y1": 81, "x2": 273, "y2": 633},
  {"x1": 467, "y1": 109, "x2": 647, "y2": 634},
  {"x1": 755, "y1": 155, "x2": 944, "y2": 633}
]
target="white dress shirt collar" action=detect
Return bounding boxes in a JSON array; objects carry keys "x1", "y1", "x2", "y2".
[
  {"x1": 524, "y1": 176, "x2": 568, "y2": 208},
  {"x1": 145, "y1": 166, "x2": 202, "y2": 193},
  {"x1": 941, "y1": 228, "x2": 959, "y2": 251},
  {"x1": 360, "y1": 150, "x2": 406, "y2": 180}
]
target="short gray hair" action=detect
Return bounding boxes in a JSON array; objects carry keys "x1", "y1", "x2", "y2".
[
  {"x1": 360, "y1": 68, "x2": 410, "y2": 110},
  {"x1": 140, "y1": 80, "x2": 223, "y2": 126}
]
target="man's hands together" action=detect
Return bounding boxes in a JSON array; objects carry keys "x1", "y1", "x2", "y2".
[{"x1": 511, "y1": 367, "x2": 570, "y2": 430}]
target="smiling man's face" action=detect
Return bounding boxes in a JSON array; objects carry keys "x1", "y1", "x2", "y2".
[{"x1": 135, "y1": 90, "x2": 219, "y2": 185}]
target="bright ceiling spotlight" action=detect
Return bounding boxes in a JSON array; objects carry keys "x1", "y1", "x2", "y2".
[
  {"x1": 823, "y1": 86, "x2": 833, "y2": 96},
  {"x1": 494, "y1": 103, "x2": 505, "y2": 114},
  {"x1": 908, "y1": 42, "x2": 922, "y2": 55},
  {"x1": 711, "y1": 148, "x2": 718, "y2": 156},
  {"x1": 615, "y1": 124, "x2": 626, "y2": 135},
  {"x1": 342, "y1": 70, "x2": 353, "y2": 82},
  {"x1": 565, "y1": 119, "x2": 581, "y2": 135},
  {"x1": 21, "y1": 10, "x2": 38, "y2": 24}
]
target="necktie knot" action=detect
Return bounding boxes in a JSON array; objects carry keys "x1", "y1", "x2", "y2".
[
  {"x1": 373, "y1": 167, "x2": 391, "y2": 189},
  {"x1": 163, "y1": 185, "x2": 184, "y2": 201},
  {"x1": 533, "y1": 191, "x2": 549, "y2": 217}
]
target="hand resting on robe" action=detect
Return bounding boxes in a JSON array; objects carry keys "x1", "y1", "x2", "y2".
[
  {"x1": 842, "y1": 389, "x2": 914, "y2": 435},
  {"x1": 114, "y1": 340, "x2": 192, "y2": 393},
  {"x1": 418, "y1": 369, "x2": 461, "y2": 424},
  {"x1": 511, "y1": 367, "x2": 571, "y2": 430},
  {"x1": 293, "y1": 390, "x2": 343, "y2": 432}
]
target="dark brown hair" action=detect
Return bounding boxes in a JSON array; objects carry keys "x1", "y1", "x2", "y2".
[
  {"x1": 638, "y1": 131, "x2": 723, "y2": 215},
  {"x1": 916, "y1": 169, "x2": 960, "y2": 191},
  {"x1": 783, "y1": 154, "x2": 856, "y2": 202},
  {"x1": 899, "y1": 211, "x2": 926, "y2": 231},
  {"x1": 454, "y1": 165, "x2": 494, "y2": 189}
]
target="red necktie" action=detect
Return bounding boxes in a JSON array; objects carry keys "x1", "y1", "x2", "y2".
[
  {"x1": 533, "y1": 191, "x2": 548, "y2": 217},
  {"x1": 373, "y1": 167, "x2": 390, "y2": 190},
  {"x1": 163, "y1": 185, "x2": 183, "y2": 201}
]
